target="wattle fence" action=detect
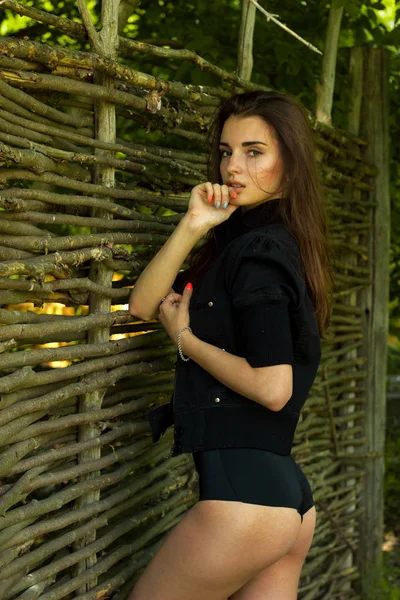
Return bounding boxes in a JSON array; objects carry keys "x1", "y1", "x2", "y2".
[{"x1": 0, "y1": 2, "x2": 387, "y2": 599}]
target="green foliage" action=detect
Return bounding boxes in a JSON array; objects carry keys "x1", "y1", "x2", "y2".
[
  {"x1": 364, "y1": 559, "x2": 400, "y2": 599},
  {"x1": 383, "y1": 399, "x2": 400, "y2": 595},
  {"x1": 385, "y1": 425, "x2": 400, "y2": 532}
]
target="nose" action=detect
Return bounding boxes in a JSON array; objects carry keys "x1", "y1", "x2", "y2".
[{"x1": 226, "y1": 152, "x2": 243, "y2": 175}]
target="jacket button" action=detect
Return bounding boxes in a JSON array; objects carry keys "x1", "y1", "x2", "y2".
[
  {"x1": 208, "y1": 301, "x2": 213, "y2": 307},
  {"x1": 174, "y1": 425, "x2": 183, "y2": 438},
  {"x1": 214, "y1": 397, "x2": 221, "y2": 403}
]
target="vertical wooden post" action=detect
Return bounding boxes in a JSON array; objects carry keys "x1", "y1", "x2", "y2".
[
  {"x1": 339, "y1": 45, "x2": 364, "y2": 593},
  {"x1": 74, "y1": 0, "x2": 119, "y2": 592},
  {"x1": 237, "y1": 0, "x2": 256, "y2": 81},
  {"x1": 316, "y1": 5, "x2": 344, "y2": 124},
  {"x1": 348, "y1": 47, "x2": 364, "y2": 136},
  {"x1": 359, "y1": 47, "x2": 390, "y2": 597}
]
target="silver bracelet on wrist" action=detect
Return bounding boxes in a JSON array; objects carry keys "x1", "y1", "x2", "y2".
[{"x1": 177, "y1": 326, "x2": 192, "y2": 362}]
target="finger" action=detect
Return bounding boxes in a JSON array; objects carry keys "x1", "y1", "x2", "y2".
[
  {"x1": 229, "y1": 186, "x2": 238, "y2": 200},
  {"x1": 180, "y1": 282, "x2": 193, "y2": 306},
  {"x1": 205, "y1": 181, "x2": 214, "y2": 204},
  {"x1": 161, "y1": 293, "x2": 182, "y2": 305},
  {"x1": 212, "y1": 184, "x2": 222, "y2": 209},
  {"x1": 221, "y1": 184, "x2": 230, "y2": 209}
]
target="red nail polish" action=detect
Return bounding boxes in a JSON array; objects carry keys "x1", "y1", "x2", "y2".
[
  {"x1": 185, "y1": 283, "x2": 193, "y2": 290},
  {"x1": 208, "y1": 196, "x2": 213, "y2": 203},
  {"x1": 232, "y1": 192, "x2": 237, "y2": 199}
]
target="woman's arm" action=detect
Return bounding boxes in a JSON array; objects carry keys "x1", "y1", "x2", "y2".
[
  {"x1": 129, "y1": 216, "x2": 206, "y2": 321},
  {"x1": 129, "y1": 182, "x2": 238, "y2": 321},
  {"x1": 180, "y1": 329, "x2": 293, "y2": 412}
]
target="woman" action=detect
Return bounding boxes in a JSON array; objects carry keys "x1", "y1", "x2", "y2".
[{"x1": 128, "y1": 91, "x2": 332, "y2": 600}]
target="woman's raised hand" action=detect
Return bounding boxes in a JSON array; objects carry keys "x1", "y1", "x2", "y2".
[{"x1": 183, "y1": 182, "x2": 239, "y2": 233}]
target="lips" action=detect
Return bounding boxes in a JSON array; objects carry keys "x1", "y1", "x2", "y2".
[{"x1": 228, "y1": 181, "x2": 245, "y2": 195}]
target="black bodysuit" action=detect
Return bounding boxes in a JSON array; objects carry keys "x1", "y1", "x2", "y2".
[{"x1": 192, "y1": 448, "x2": 314, "y2": 521}]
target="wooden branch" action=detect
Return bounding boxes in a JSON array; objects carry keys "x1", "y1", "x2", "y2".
[
  {"x1": 0, "y1": 310, "x2": 134, "y2": 343},
  {"x1": 0, "y1": 38, "x2": 223, "y2": 107},
  {"x1": 0, "y1": 339, "x2": 17, "y2": 354},
  {"x1": 3, "y1": 482, "x2": 191, "y2": 595},
  {"x1": 238, "y1": 0, "x2": 256, "y2": 81},
  {"x1": 0, "y1": 276, "x2": 127, "y2": 302},
  {"x1": 0, "y1": 189, "x2": 182, "y2": 224},
  {"x1": 0, "y1": 114, "x2": 57, "y2": 146},
  {"x1": 0, "y1": 0, "x2": 87, "y2": 38},
  {"x1": 0, "y1": 108, "x2": 205, "y2": 174},
  {"x1": 118, "y1": 0, "x2": 140, "y2": 34},
  {"x1": 1, "y1": 379, "x2": 74, "y2": 408},
  {"x1": 0, "y1": 357, "x2": 175, "y2": 444},
  {"x1": 316, "y1": 5, "x2": 344, "y2": 125},
  {"x1": 0, "y1": 115, "x2": 90, "y2": 155},
  {"x1": 0, "y1": 321, "x2": 162, "y2": 347},
  {"x1": 0, "y1": 141, "x2": 90, "y2": 181},
  {"x1": 0, "y1": 366, "x2": 35, "y2": 395},
  {"x1": 5, "y1": 137, "x2": 204, "y2": 179},
  {"x1": 0, "y1": 447, "x2": 183, "y2": 552},
  {"x1": 0, "y1": 230, "x2": 169, "y2": 253},
  {"x1": 0, "y1": 211, "x2": 175, "y2": 236},
  {"x1": 0, "y1": 343, "x2": 175, "y2": 396},
  {"x1": 77, "y1": 0, "x2": 103, "y2": 55},
  {"x1": 0, "y1": 449, "x2": 149, "y2": 531},
  {"x1": 0, "y1": 1, "x2": 265, "y2": 93},
  {"x1": 0, "y1": 95, "x2": 92, "y2": 157},
  {"x1": 348, "y1": 47, "x2": 364, "y2": 135},
  {"x1": 9, "y1": 422, "x2": 139, "y2": 474},
  {"x1": 0, "y1": 246, "x2": 34, "y2": 261},
  {"x1": 6, "y1": 410, "x2": 148, "y2": 452},
  {"x1": 0, "y1": 76, "x2": 92, "y2": 129},
  {"x1": 0, "y1": 217, "x2": 54, "y2": 236},
  {"x1": 0, "y1": 331, "x2": 168, "y2": 370},
  {"x1": 117, "y1": 38, "x2": 265, "y2": 93},
  {"x1": 0, "y1": 246, "x2": 117, "y2": 278},
  {"x1": 249, "y1": 0, "x2": 322, "y2": 55},
  {"x1": 0, "y1": 308, "x2": 87, "y2": 325},
  {"x1": 0, "y1": 54, "x2": 44, "y2": 71}
]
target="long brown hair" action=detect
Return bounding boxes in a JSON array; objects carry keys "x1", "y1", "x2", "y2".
[{"x1": 184, "y1": 91, "x2": 333, "y2": 334}]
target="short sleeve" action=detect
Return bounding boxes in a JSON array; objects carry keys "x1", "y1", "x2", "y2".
[{"x1": 227, "y1": 232, "x2": 304, "y2": 368}]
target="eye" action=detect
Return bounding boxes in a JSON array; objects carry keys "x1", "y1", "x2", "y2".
[
  {"x1": 220, "y1": 149, "x2": 231, "y2": 158},
  {"x1": 248, "y1": 149, "x2": 262, "y2": 157}
]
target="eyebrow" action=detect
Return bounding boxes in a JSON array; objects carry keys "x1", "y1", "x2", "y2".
[{"x1": 219, "y1": 141, "x2": 268, "y2": 147}]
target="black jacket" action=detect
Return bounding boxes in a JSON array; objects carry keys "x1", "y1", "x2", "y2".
[{"x1": 148, "y1": 199, "x2": 321, "y2": 457}]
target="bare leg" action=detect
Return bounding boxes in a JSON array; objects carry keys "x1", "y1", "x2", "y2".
[
  {"x1": 128, "y1": 499, "x2": 302, "y2": 600},
  {"x1": 228, "y1": 505, "x2": 317, "y2": 600}
]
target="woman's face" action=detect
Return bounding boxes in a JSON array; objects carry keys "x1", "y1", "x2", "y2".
[{"x1": 219, "y1": 115, "x2": 285, "y2": 211}]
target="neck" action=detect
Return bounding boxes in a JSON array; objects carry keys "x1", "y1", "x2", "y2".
[{"x1": 241, "y1": 197, "x2": 281, "y2": 213}]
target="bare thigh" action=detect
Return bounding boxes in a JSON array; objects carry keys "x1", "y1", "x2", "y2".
[
  {"x1": 229, "y1": 505, "x2": 317, "y2": 600},
  {"x1": 128, "y1": 499, "x2": 302, "y2": 600}
]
